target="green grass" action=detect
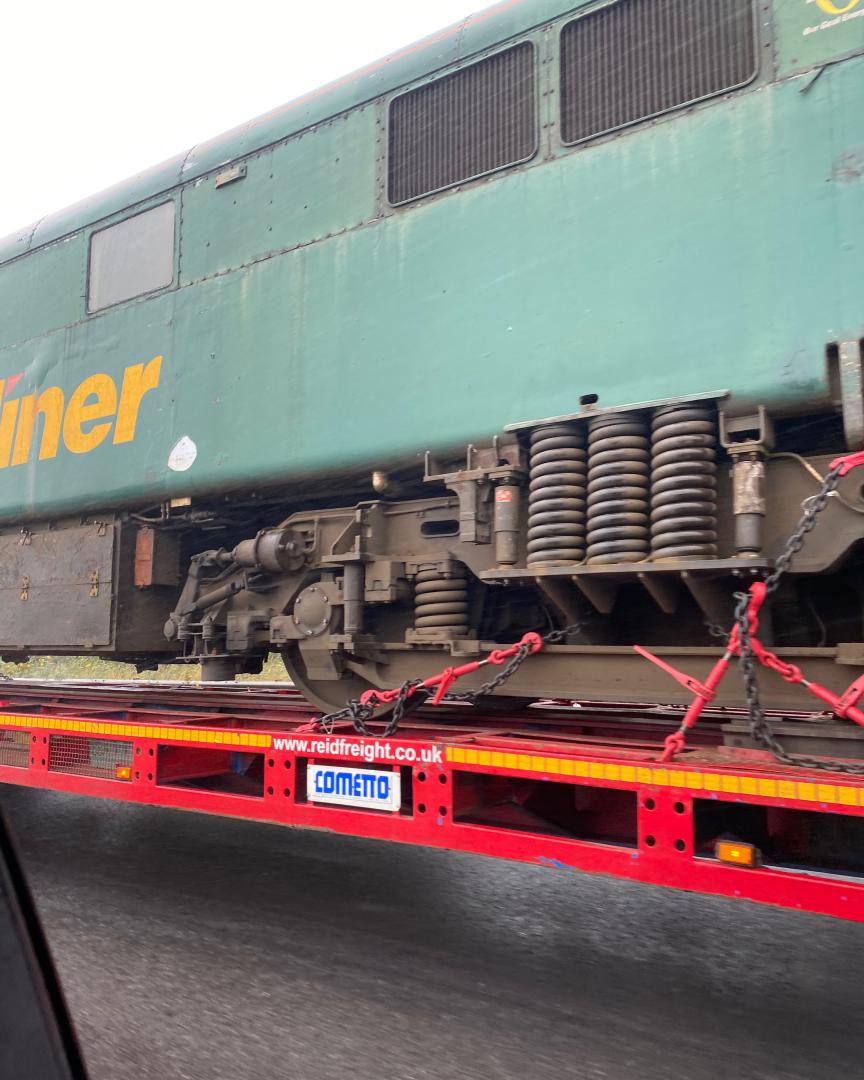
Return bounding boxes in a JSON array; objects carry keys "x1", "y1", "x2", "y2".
[{"x1": 0, "y1": 654, "x2": 290, "y2": 682}]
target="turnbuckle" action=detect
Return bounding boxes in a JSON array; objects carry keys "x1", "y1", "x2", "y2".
[
  {"x1": 633, "y1": 646, "x2": 715, "y2": 700},
  {"x1": 357, "y1": 631, "x2": 545, "y2": 715}
]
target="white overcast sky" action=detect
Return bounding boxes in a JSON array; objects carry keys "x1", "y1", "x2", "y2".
[{"x1": 0, "y1": 0, "x2": 479, "y2": 239}]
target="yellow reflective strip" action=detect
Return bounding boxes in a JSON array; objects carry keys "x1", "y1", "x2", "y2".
[
  {"x1": 4, "y1": 708, "x2": 864, "y2": 807},
  {"x1": 431, "y1": 751, "x2": 864, "y2": 811},
  {"x1": 0, "y1": 712, "x2": 276, "y2": 751}
]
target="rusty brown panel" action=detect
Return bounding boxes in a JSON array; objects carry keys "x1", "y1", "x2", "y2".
[{"x1": 134, "y1": 526, "x2": 156, "y2": 588}]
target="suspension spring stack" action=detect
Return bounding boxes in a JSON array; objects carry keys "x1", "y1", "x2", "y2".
[
  {"x1": 586, "y1": 414, "x2": 650, "y2": 563},
  {"x1": 526, "y1": 423, "x2": 587, "y2": 566},
  {"x1": 650, "y1": 404, "x2": 718, "y2": 559},
  {"x1": 413, "y1": 564, "x2": 469, "y2": 636}
]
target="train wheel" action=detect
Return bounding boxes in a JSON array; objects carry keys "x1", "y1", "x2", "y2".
[{"x1": 279, "y1": 643, "x2": 424, "y2": 723}]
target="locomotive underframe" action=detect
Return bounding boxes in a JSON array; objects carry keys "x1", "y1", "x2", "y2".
[{"x1": 4, "y1": 395, "x2": 864, "y2": 758}]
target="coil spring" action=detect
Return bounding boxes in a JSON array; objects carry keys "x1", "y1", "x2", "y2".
[
  {"x1": 414, "y1": 565, "x2": 469, "y2": 635},
  {"x1": 650, "y1": 404, "x2": 718, "y2": 559},
  {"x1": 586, "y1": 414, "x2": 650, "y2": 564},
  {"x1": 526, "y1": 423, "x2": 587, "y2": 565}
]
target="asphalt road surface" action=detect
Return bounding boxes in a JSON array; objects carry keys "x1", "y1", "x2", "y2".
[{"x1": 3, "y1": 786, "x2": 863, "y2": 1080}]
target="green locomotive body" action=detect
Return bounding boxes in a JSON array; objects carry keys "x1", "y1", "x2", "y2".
[{"x1": 0, "y1": 0, "x2": 863, "y2": 741}]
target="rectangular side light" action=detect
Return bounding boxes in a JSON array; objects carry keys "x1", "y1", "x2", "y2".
[{"x1": 715, "y1": 839, "x2": 760, "y2": 867}]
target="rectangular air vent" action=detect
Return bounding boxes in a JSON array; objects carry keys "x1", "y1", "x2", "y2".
[
  {"x1": 560, "y1": 0, "x2": 757, "y2": 145},
  {"x1": 388, "y1": 42, "x2": 537, "y2": 205}
]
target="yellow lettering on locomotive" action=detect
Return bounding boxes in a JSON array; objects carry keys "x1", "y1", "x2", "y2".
[
  {"x1": 12, "y1": 387, "x2": 65, "y2": 464},
  {"x1": 815, "y1": 0, "x2": 862, "y2": 13},
  {"x1": 0, "y1": 390, "x2": 20, "y2": 468},
  {"x1": 114, "y1": 355, "x2": 162, "y2": 444},
  {"x1": 0, "y1": 356, "x2": 162, "y2": 468},
  {"x1": 63, "y1": 374, "x2": 118, "y2": 454}
]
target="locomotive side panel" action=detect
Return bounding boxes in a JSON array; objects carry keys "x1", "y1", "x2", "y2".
[{"x1": 0, "y1": 48, "x2": 861, "y2": 521}]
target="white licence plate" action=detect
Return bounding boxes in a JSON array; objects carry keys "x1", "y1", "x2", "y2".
[{"x1": 307, "y1": 764, "x2": 401, "y2": 812}]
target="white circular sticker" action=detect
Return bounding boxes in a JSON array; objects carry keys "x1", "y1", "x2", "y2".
[{"x1": 167, "y1": 436, "x2": 198, "y2": 472}]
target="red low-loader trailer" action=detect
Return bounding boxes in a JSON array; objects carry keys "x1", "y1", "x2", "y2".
[{"x1": 3, "y1": 674, "x2": 864, "y2": 924}]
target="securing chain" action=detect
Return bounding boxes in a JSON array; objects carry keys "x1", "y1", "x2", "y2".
[
  {"x1": 315, "y1": 621, "x2": 586, "y2": 738},
  {"x1": 733, "y1": 461, "x2": 864, "y2": 775},
  {"x1": 444, "y1": 622, "x2": 580, "y2": 704}
]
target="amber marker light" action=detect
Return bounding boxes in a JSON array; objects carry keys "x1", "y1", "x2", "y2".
[
  {"x1": 115, "y1": 765, "x2": 133, "y2": 781},
  {"x1": 715, "y1": 840, "x2": 760, "y2": 867}
]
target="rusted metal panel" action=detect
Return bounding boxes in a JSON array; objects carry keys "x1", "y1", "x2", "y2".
[
  {"x1": 134, "y1": 526, "x2": 181, "y2": 589},
  {"x1": 0, "y1": 521, "x2": 115, "y2": 649}
]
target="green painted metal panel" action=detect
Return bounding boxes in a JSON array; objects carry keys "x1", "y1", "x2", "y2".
[
  {"x1": 180, "y1": 107, "x2": 378, "y2": 284},
  {"x1": 0, "y1": 235, "x2": 85, "y2": 349},
  {"x1": 0, "y1": 0, "x2": 861, "y2": 529},
  {"x1": 0, "y1": 50, "x2": 860, "y2": 528},
  {"x1": 775, "y1": 0, "x2": 864, "y2": 75}
]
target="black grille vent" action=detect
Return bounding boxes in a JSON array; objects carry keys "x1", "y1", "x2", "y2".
[
  {"x1": 388, "y1": 42, "x2": 536, "y2": 205},
  {"x1": 560, "y1": 0, "x2": 757, "y2": 145}
]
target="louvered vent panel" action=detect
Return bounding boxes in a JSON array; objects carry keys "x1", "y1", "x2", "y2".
[
  {"x1": 560, "y1": 0, "x2": 757, "y2": 144},
  {"x1": 388, "y1": 42, "x2": 536, "y2": 205}
]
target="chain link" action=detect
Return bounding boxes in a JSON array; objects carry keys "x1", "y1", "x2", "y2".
[
  {"x1": 733, "y1": 463, "x2": 864, "y2": 775},
  {"x1": 317, "y1": 621, "x2": 586, "y2": 737},
  {"x1": 763, "y1": 465, "x2": 843, "y2": 597},
  {"x1": 318, "y1": 465, "x2": 864, "y2": 773}
]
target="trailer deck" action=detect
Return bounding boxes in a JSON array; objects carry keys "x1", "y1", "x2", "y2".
[{"x1": 2, "y1": 679, "x2": 864, "y2": 922}]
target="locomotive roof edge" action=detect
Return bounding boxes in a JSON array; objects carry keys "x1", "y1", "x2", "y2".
[{"x1": 0, "y1": 0, "x2": 581, "y2": 266}]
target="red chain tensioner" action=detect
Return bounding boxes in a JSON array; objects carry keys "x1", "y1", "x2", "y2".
[
  {"x1": 637, "y1": 449, "x2": 864, "y2": 762},
  {"x1": 358, "y1": 631, "x2": 544, "y2": 711}
]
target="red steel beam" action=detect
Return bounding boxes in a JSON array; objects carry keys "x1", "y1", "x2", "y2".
[{"x1": 2, "y1": 693, "x2": 864, "y2": 923}]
